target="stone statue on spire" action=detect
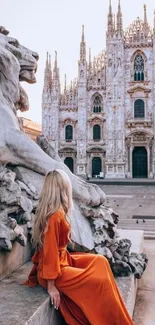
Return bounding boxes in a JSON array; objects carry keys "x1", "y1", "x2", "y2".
[
  {"x1": 154, "y1": 10, "x2": 155, "y2": 36},
  {"x1": 80, "y1": 25, "x2": 86, "y2": 61}
]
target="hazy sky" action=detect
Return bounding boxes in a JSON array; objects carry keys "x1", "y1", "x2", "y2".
[{"x1": 1, "y1": 0, "x2": 154, "y2": 123}]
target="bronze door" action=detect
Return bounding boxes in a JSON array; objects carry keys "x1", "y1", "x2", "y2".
[
  {"x1": 92, "y1": 157, "x2": 102, "y2": 177},
  {"x1": 64, "y1": 157, "x2": 74, "y2": 173},
  {"x1": 132, "y1": 147, "x2": 148, "y2": 178}
]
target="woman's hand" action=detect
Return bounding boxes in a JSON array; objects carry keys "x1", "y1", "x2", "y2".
[{"x1": 48, "y1": 285, "x2": 60, "y2": 309}]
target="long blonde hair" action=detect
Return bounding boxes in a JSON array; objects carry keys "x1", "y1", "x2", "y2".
[{"x1": 32, "y1": 169, "x2": 73, "y2": 248}]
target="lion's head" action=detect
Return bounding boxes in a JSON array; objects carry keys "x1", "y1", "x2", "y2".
[
  {"x1": 0, "y1": 26, "x2": 38, "y2": 84},
  {"x1": 0, "y1": 26, "x2": 39, "y2": 111}
]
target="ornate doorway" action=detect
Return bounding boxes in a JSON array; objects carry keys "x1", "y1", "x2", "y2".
[
  {"x1": 92, "y1": 157, "x2": 102, "y2": 177},
  {"x1": 132, "y1": 147, "x2": 148, "y2": 178},
  {"x1": 64, "y1": 157, "x2": 74, "y2": 173}
]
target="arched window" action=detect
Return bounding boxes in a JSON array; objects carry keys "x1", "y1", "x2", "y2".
[
  {"x1": 65, "y1": 125, "x2": 73, "y2": 142},
  {"x1": 134, "y1": 99, "x2": 145, "y2": 118},
  {"x1": 64, "y1": 157, "x2": 74, "y2": 173},
  {"x1": 134, "y1": 54, "x2": 144, "y2": 82},
  {"x1": 93, "y1": 95, "x2": 101, "y2": 113},
  {"x1": 93, "y1": 124, "x2": 101, "y2": 141}
]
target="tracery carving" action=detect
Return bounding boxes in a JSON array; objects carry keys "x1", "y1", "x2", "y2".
[
  {"x1": 61, "y1": 118, "x2": 77, "y2": 128},
  {"x1": 91, "y1": 93, "x2": 103, "y2": 113},
  {"x1": 133, "y1": 134, "x2": 146, "y2": 142},
  {"x1": 134, "y1": 54, "x2": 144, "y2": 81},
  {"x1": 87, "y1": 51, "x2": 106, "y2": 90}
]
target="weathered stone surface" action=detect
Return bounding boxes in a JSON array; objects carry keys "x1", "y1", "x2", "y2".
[
  {"x1": 15, "y1": 167, "x2": 43, "y2": 196},
  {"x1": 0, "y1": 217, "x2": 27, "y2": 252},
  {"x1": 70, "y1": 202, "x2": 94, "y2": 250},
  {"x1": 0, "y1": 226, "x2": 32, "y2": 280}
]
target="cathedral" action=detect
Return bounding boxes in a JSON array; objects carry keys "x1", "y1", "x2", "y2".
[{"x1": 42, "y1": 1, "x2": 155, "y2": 179}]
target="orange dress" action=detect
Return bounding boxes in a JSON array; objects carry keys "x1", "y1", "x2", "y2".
[{"x1": 26, "y1": 210, "x2": 134, "y2": 325}]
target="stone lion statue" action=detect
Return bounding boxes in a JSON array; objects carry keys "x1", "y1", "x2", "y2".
[
  {"x1": 0, "y1": 26, "x2": 105, "y2": 207},
  {"x1": 0, "y1": 26, "x2": 147, "y2": 278}
]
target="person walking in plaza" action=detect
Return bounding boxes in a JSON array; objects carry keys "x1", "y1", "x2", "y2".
[{"x1": 25, "y1": 169, "x2": 134, "y2": 325}]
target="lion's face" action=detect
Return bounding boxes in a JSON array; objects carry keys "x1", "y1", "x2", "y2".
[{"x1": 0, "y1": 27, "x2": 39, "y2": 84}]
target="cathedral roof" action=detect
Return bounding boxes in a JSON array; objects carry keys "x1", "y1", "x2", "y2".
[{"x1": 124, "y1": 16, "x2": 153, "y2": 48}]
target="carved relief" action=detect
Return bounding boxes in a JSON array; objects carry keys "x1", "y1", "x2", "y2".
[{"x1": 133, "y1": 134, "x2": 146, "y2": 142}]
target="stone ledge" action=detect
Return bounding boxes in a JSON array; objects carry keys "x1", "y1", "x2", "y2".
[{"x1": 0, "y1": 230, "x2": 144, "y2": 325}]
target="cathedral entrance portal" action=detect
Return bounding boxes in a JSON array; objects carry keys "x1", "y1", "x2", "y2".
[
  {"x1": 64, "y1": 157, "x2": 74, "y2": 173},
  {"x1": 132, "y1": 147, "x2": 148, "y2": 178},
  {"x1": 92, "y1": 157, "x2": 102, "y2": 177}
]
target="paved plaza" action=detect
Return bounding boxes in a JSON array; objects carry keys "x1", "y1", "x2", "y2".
[{"x1": 98, "y1": 184, "x2": 155, "y2": 219}]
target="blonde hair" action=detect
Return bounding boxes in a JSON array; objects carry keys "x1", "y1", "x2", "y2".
[{"x1": 32, "y1": 169, "x2": 73, "y2": 248}]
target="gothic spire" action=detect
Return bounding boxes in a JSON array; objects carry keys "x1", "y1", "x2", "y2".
[
  {"x1": 113, "y1": 14, "x2": 116, "y2": 33},
  {"x1": 64, "y1": 74, "x2": 67, "y2": 92},
  {"x1": 43, "y1": 52, "x2": 52, "y2": 92},
  {"x1": 143, "y1": 4, "x2": 149, "y2": 37},
  {"x1": 117, "y1": 0, "x2": 123, "y2": 35},
  {"x1": 154, "y1": 10, "x2": 155, "y2": 36},
  {"x1": 107, "y1": 0, "x2": 113, "y2": 37},
  {"x1": 144, "y1": 4, "x2": 147, "y2": 25},
  {"x1": 80, "y1": 25, "x2": 86, "y2": 61},
  {"x1": 48, "y1": 54, "x2": 52, "y2": 89},
  {"x1": 53, "y1": 51, "x2": 60, "y2": 93},
  {"x1": 54, "y1": 50, "x2": 57, "y2": 70},
  {"x1": 46, "y1": 51, "x2": 49, "y2": 68},
  {"x1": 89, "y1": 48, "x2": 92, "y2": 73}
]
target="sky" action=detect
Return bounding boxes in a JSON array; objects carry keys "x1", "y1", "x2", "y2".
[{"x1": 1, "y1": 0, "x2": 155, "y2": 124}]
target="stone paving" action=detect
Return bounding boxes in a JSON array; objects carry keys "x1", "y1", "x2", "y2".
[
  {"x1": 133, "y1": 240, "x2": 155, "y2": 325},
  {"x1": 98, "y1": 184, "x2": 155, "y2": 219}
]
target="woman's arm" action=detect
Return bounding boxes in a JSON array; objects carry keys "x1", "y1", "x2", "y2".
[
  {"x1": 41, "y1": 213, "x2": 62, "y2": 308},
  {"x1": 42, "y1": 213, "x2": 62, "y2": 279},
  {"x1": 47, "y1": 279, "x2": 60, "y2": 309}
]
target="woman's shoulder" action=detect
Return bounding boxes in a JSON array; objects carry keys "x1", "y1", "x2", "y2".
[{"x1": 48, "y1": 209, "x2": 64, "y2": 224}]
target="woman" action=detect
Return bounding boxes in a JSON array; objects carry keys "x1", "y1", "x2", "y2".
[{"x1": 26, "y1": 169, "x2": 134, "y2": 325}]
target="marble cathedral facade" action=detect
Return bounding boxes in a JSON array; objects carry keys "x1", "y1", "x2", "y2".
[{"x1": 42, "y1": 2, "x2": 155, "y2": 179}]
